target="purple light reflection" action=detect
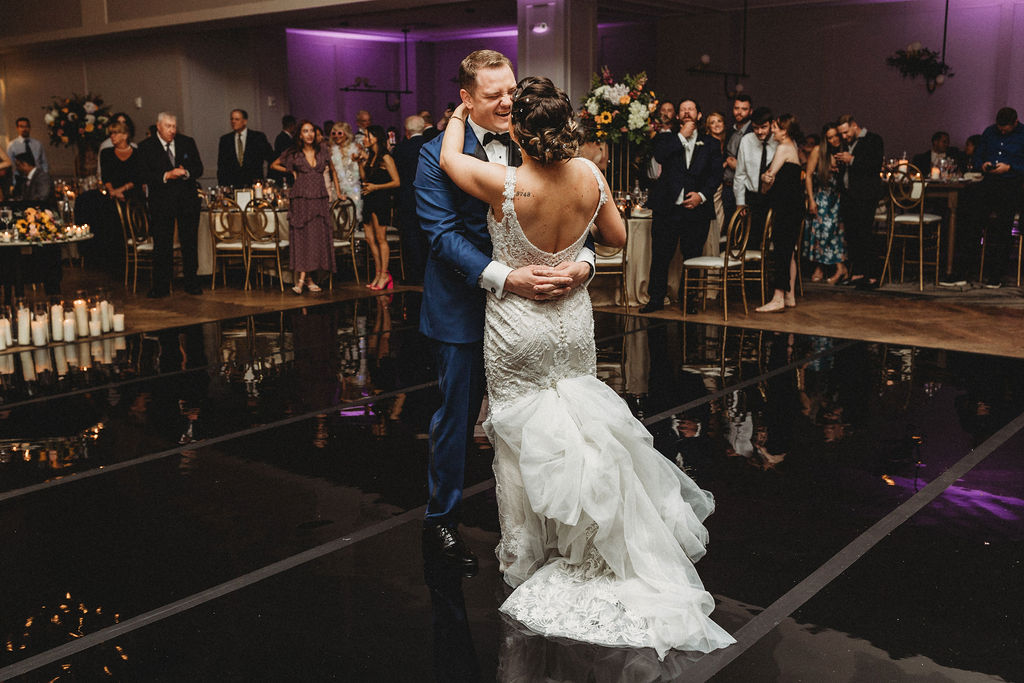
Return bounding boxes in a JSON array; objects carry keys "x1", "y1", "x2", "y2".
[{"x1": 888, "y1": 475, "x2": 1024, "y2": 538}]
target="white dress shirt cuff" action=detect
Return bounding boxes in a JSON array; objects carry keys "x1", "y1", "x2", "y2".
[
  {"x1": 698, "y1": 192, "x2": 706, "y2": 204},
  {"x1": 577, "y1": 246, "x2": 597, "y2": 286},
  {"x1": 480, "y1": 261, "x2": 513, "y2": 298}
]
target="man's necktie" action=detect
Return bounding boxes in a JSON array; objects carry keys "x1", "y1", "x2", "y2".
[
  {"x1": 23, "y1": 139, "x2": 34, "y2": 165},
  {"x1": 483, "y1": 131, "x2": 511, "y2": 147},
  {"x1": 236, "y1": 133, "x2": 244, "y2": 165},
  {"x1": 757, "y1": 141, "x2": 768, "y2": 193},
  {"x1": 166, "y1": 143, "x2": 175, "y2": 167}
]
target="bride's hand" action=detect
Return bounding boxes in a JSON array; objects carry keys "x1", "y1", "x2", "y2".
[{"x1": 451, "y1": 103, "x2": 469, "y2": 122}]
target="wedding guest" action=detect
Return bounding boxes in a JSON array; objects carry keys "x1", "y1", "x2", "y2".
[
  {"x1": 645, "y1": 100, "x2": 678, "y2": 185},
  {"x1": 13, "y1": 152, "x2": 60, "y2": 294},
  {"x1": 100, "y1": 121, "x2": 142, "y2": 202},
  {"x1": 12, "y1": 152, "x2": 53, "y2": 202},
  {"x1": 270, "y1": 120, "x2": 340, "y2": 294},
  {"x1": 723, "y1": 94, "x2": 753, "y2": 223},
  {"x1": 939, "y1": 133, "x2": 985, "y2": 287},
  {"x1": 323, "y1": 121, "x2": 335, "y2": 139},
  {"x1": 803, "y1": 123, "x2": 847, "y2": 284},
  {"x1": 641, "y1": 98, "x2": 723, "y2": 314},
  {"x1": 7, "y1": 117, "x2": 48, "y2": 196},
  {"x1": 966, "y1": 107, "x2": 1024, "y2": 288},
  {"x1": 655, "y1": 100, "x2": 676, "y2": 133},
  {"x1": 328, "y1": 122, "x2": 363, "y2": 221},
  {"x1": 734, "y1": 106, "x2": 776, "y2": 248},
  {"x1": 419, "y1": 110, "x2": 440, "y2": 140},
  {"x1": 359, "y1": 124, "x2": 401, "y2": 291},
  {"x1": 269, "y1": 115, "x2": 297, "y2": 185},
  {"x1": 216, "y1": 109, "x2": 273, "y2": 188},
  {"x1": 756, "y1": 114, "x2": 804, "y2": 312},
  {"x1": 393, "y1": 115, "x2": 429, "y2": 283},
  {"x1": 436, "y1": 104, "x2": 454, "y2": 133},
  {"x1": 354, "y1": 110, "x2": 372, "y2": 145},
  {"x1": 97, "y1": 112, "x2": 136, "y2": 183},
  {"x1": 835, "y1": 113, "x2": 885, "y2": 289},
  {"x1": 0, "y1": 148, "x2": 10, "y2": 200},
  {"x1": 703, "y1": 111, "x2": 728, "y2": 257},
  {"x1": 798, "y1": 133, "x2": 819, "y2": 168},
  {"x1": 962, "y1": 134, "x2": 982, "y2": 172},
  {"x1": 911, "y1": 131, "x2": 963, "y2": 175},
  {"x1": 137, "y1": 111, "x2": 204, "y2": 297}
]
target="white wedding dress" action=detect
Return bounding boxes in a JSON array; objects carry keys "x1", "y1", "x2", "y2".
[{"x1": 483, "y1": 160, "x2": 735, "y2": 659}]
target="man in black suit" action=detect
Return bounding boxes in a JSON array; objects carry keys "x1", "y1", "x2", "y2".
[
  {"x1": 835, "y1": 114, "x2": 885, "y2": 289},
  {"x1": 419, "y1": 110, "x2": 440, "y2": 141},
  {"x1": 138, "y1": 112, "x2": 204, "y2": 297},
  {"x1": 393, "y1": 114, "x2": 429, "y2": 283},
  {"x1": 641, "y1": 98, "x2": 724, "y2": 314},
  {"x1": 216, "y1": 109, "x2": 272, "y2": 188},
  {"x1": 11, "y1": 152, "x2": 53, "y2": 202},
  {"x1": 268, "y1": 115, "x2": 297, "y2": 185},
  {"x1": 911, "y1": 131, "x2": 963, "y2": 175}
]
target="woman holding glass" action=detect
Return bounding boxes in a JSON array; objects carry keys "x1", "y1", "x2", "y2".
[{"x1": 358, "y1": 125, "x2": 400, "y2": 290}]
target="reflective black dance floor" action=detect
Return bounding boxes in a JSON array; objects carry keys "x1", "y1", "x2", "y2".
[{"x1": 2, "y1": 292, "x2": 1022, "y2": 681}]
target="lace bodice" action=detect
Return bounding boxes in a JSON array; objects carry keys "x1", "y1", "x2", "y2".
[{"x1": 483, "y1": 159, "x2": 607, "y2": 414}]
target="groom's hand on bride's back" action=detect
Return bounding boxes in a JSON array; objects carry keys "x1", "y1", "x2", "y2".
[{"x1": 504, "y1": 262, "x2": 589, "y2": 300}]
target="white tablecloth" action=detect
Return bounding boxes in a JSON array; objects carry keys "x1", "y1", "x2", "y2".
[
  {"x1": 198, "y1": 209, "x2": 290, "y2": 276},
  {"x1": 589, "y1": 217, "x2": 684, "y2": 307}
]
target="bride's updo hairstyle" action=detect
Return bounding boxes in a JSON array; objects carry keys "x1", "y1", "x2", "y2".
[{"x1": 510, "y1": 76, "x2": 583, "y2": 165}]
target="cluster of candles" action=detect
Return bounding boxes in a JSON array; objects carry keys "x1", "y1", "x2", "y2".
[
  {"x1": 0, "y1": 295, "x2": 125, "y2": 352},
  {"x1": 0, "y1": 223, "x2": 91, "y2": 243},
  {"x1": 0, "y1": 337, "x2": 128, "y2": 379}
]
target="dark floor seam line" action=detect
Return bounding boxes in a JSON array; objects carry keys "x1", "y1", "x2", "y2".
[
  {"x1": 0, "y1": 323, "x2": 419, "y2": 411},
  {"x1": 0, "y1": 477, "x2": 496, "y2": 680},
  {"x1": 641, "y1": 339, "x2": 858, "y2": 427},
  {"x1": 682, "y1": 408, "x2": 1024, "y2": 682},
  {"x1": 0, "y1": 379, "x2": 439, "y2": 504}
]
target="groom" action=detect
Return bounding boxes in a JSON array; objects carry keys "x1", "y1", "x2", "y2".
[{"x1": 415, "y1": 50, "x2": 595, "y2": 572}]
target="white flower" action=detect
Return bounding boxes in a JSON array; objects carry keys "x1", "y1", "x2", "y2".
[
  {"x1": 586, "y1": 98, "x2": 600, "y2": 116},
  {"x1": 695, "y1": 140, "x2": 704, "y2": 146},
  {"x1": 83, "y1": 101, "x2": 98, "y2": 114},
  {"x1": 68, "y1": 112, "x2": 78, "y2": 121},
  {"x1": 605, "y1": 83, "x2": 630, "y2": 103},
  {"x1": 44, "y1": 112, "x2": 56, "y2": 125},
  {"x1": 85, "y1": 114, "x2": 96, "y2": 124},
  {"x1": 626, "y1": 100, "x2": 649, "y2": 130}
]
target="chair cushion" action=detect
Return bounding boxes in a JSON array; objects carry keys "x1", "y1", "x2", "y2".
[
  {"x1": 595, "y1": 255, "x2": 623, "y2": 266},
  {"x1": 743, "y1": 250, "x2": 762, "y2": 261},
  {"x1": 894, "y1": 213, "x2": 942, "y2": 223},
  {"x1": 215, "y1": 241, "x2": 245, "y2": 250},
  {"x1": 684, "y1": 256, "x2": 741, "y2": 268},
  {"x1": 333, "y1": 240, "x2": 352, "y2": 248},
  {"x1": 250, "y1": 240, "x2": 288, "y2": 250},
  {"x1": 136, "y1": 242, "x2": 154, "y2": 252}
]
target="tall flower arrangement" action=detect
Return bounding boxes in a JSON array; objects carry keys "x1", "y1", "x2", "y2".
[
  {"x1": 43, "y1": 93, "x2": 113, "y2": 150},
  {"x1": 579, "y1": 67, "x2": 657, "y2": 146}
]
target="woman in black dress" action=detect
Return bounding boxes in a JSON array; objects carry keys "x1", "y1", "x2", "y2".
[
  {"x1": 99, "y1": 120, "x2": 143, "y2": 273},
  {"x1": 358, "y1": 125, "x2": 400, "y2": 290},
  {"x1": 756, "y1": 114, "x2": 804, "y2": 313}
]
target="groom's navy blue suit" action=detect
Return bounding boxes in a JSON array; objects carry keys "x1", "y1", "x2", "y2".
[{"x1": 415, "y1": 124, "x2": 501, "y2": 527}]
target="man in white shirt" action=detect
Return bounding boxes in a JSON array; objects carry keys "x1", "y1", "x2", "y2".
[
  {"x1": 733, "y1": 106, "x2": 776, "y2": 248},
  {"x1": 6, "y1": 117, "x2": 48, "y2": 196}
]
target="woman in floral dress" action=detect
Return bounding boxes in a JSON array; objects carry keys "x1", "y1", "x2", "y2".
[
  {"x1": 802, "y1": 122, "x2": 847, "y2": 284},
  {"x1": 329, "y1": 122, "x2": 363, "y2": 223}
]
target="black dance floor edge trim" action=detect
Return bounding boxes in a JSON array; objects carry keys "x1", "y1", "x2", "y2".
[
  {"x1": 680, "y1": 407, "x2": 1024, "y2": 682},
  {"x1": 0, "y1": 478, "x2": 495, "y2": 680}
]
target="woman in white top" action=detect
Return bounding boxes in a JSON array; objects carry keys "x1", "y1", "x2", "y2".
[{"x1": 328, "y1": 122, "x2": 363, "y2": 223}]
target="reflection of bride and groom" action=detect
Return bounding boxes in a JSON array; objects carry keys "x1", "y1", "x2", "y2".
[{"x1": 417, "y1": 49, "x2": 734, "y2": 659}]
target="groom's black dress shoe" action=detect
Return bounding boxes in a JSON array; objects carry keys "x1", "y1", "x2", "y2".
[
  {"x1": 423, "y1": 525, "x2": 478, "y2": 576},
  {"x1": 639, "y1": 300, "x2": 663, "y2": 314}
]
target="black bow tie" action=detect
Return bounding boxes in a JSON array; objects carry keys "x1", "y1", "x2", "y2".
[{"x1": 483, "y1": 131, "x2": 511, "y2": 146}]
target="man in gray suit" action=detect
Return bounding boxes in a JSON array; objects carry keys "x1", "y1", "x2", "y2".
[{"x1": 12, "y1": 152, "x2": 53, "y2": 202}]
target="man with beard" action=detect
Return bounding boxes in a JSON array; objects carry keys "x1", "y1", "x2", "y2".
[
  {"x1": 835, "y1": 114, "x2": 884, "y2": 289},
  {"x1": 722, "y1": 94, "x2": 753, "y2": 222},
  {"x1": 733, "y1": 106, "x2": 776, "y2": 249}
]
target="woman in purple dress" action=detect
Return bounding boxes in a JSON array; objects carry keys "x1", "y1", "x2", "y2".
[{"x1": 271, "y1": 120, "x2": 341, "y2": 294}]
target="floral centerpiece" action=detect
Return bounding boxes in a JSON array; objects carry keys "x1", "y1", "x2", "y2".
[
  {"x1": 43, "y1": 93, "x2": 113, "y2": 150},
  {"x1": 579, "y1": 67, "x2": 657, "y2": 146},
  {"x1": 14, "y1": 208, "x2": 62, "y2": 242}
]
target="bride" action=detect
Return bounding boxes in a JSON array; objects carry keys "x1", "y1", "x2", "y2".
[{"x1": 439, "y1": 77, "x2": 735, "y2": 658}]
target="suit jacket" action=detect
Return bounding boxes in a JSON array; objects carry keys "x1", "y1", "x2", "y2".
[
  {"x1": 647, "y1": 130, "x2": 724, "y2": 224},
  {"x1": 911, "y1": 146, "x2": 964, "y2": 176},
  {"x1": 840, "y1": 130, "x2": 884, "y2": 203},
  {"x1": 20, "y1": 168, "x2": 54, "y2": 203},
  {"x1": 422, "y1": 126, "x2": 440, "y2": 141},
  {"x1": 394, "y1": 135, "x2": 427, "y2": 223},
  {"x1": 137, "y1": 133, "x2": 203, "y2": 214},
  {"x1": 217, "y1": 129, "x2": 272, "y2": 188}
]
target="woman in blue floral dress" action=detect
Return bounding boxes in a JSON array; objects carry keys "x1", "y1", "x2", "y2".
[{"x1": 802, "y1": 123, "x2": 847, "y2": 284}]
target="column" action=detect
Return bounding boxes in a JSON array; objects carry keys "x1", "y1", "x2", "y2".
[{"x1": 517, "y1": 0, "x2": 597, "y2": 105}]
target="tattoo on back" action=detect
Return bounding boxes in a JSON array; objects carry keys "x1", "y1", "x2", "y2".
[{"x1": 514, "y1": 190, "x2": 532, "y2": 198}]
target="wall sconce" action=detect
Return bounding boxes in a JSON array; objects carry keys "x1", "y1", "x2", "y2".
[{"x1": 532, "y1": 22, "x2": 549, "y2": 33}]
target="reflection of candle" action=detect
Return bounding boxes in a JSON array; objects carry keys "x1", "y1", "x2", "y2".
[
  {"x1": 930, "y1": 166, "x2": 940, "y2": 180},
  {"x1": 100, "y1": 301, "x2": 112, "y2": 333},
  {"x1": 0, "y1": 319, "x2": 11, "y2": 347},
  {"x1": 77, "y1": 342, "x2": 90, "y2": 370},
  {"x1": 34, "y1": 349, "x2": 51, "y2": 373},
  {"x1": 31, "y1": 320, "x2": 47, "y2": 346},
  {"x1": 51, "y1": 304, "x2": 64, "y2": 340},
  {"x1": 91, "y1": 341, "x2": 103, "y2": 362},
  {"x1": 74, "y1": 299, "x2": 88, "y2": 336},
  {"x1": 66, "y1": 343, "x2": 79, "y2": 366},
  {"x1": 54, "y1": 345, "x2": 69, "y2": 375},
  {"x1": 20, "y1": 351, "x2": 36, "y2": 381},
  {"x1": 254, "y1": 182, "x2": 263, "y2": 199},
  {"x1": 63, "y1": 318, "x2": 76, "y2": 342},
  {"x1": 89, "y1": 320, "x2": 102, "y2": 337},
  {"x1": 103, "y1": 339, "x2": 113, "y2": 364},
  {"x1": 17, "y1": 308, "x2": 31, "y2": 346},
  {"x1": 114, "y1": 336, "x2": 127, "y2": 351},
  {"x1": 0, "y1": 353, "x2": 15, "y2": 374},
  {"x1": 112, "y1": 313, "x2": 125, "y2": 332}
]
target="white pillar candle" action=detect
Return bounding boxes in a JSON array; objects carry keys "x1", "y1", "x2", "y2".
[
  {"x1": 50, "y1": 305, "x2": 64, "y2": 341},
  {"x1": 930, "y1": 166, "x2": 941, "y2": 180},
  {"x1": 88, "y1": 319, "x2": 102, "y2": 337},
  {"x1": 31, "y1": 320, "x2": 47, "y2": 346},
  {"x1": 0, "y1": 330, "x2": 5, "y2": 351},
  {"x1": 254, "y1": 182, "x2": 263, "y2": 199},
  {"x1": 54, "y1": 345, "x2": 69, "y2": 375},
  {"x1": 100, "y1": 301, "x2": 112, "y2": 333},
  {"x1": 0, "y1": 318, "x2": 12, "y2": 346},
  {"x1": 112, "y1": 313, "x2": 125, "y2": 332},
  {"x1": 73, "y1": 299, "x2": 88, "y2": 336},
  {"x1": 63, "y1": 318, "x2": 77, "y2": 342},
  {"x1": 17, "y1": 308, "x2": 31, "y2": 346},
  {"x1": 0, "y1": 353, "x2": 14, "y2": 374},
  {"x1": 89, "y1": 306, "x2": 99, "y2": 323},
  {"x1": 20, "y1": 351, "x2": 36, "y2": 381}
]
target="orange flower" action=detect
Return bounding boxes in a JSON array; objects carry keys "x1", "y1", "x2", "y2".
[{"x1": 618, "y1": 95, "x2": 631, "y2": 105}]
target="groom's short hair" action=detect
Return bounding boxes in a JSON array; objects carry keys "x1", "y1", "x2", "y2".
[{"x1": 459, "y1": 50, "x2": 513, "y2": 92}]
